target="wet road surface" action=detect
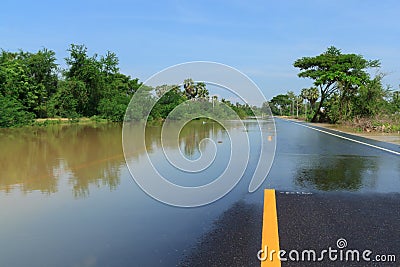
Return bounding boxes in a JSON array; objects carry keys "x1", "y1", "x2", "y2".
[
  {"x1": 184, "y1": 118, "x2": 399, "y2": 267},
  {"x1": 1, "y1": 118, "x2": 399, "y2": 267},
  {"x1": 276, "y1": 191, "x2": 399, "y2": 267}
]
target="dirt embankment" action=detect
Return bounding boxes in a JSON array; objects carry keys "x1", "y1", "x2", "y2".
[{"x1": 340, "y1": 116, "x2": 400, "y2": 134}]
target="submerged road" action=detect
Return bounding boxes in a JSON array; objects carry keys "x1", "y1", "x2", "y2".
[
  {"x1": 183, "y1": 118, "x2": 400, "y2": 267},
  {"x1": 1, "y1": 119, "x2": 399, "y2": 267}
]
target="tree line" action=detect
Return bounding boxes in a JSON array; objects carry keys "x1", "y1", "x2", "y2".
[
  {"x1": 268, "y1": 46, "x2": 400, "y2": 128},
  {"x1": 0, "y1": 45, "x2": 259, "y2": 127},
  {"x1": 0, "y1": 44, "x2": 141, "y2": 127},
  {"x1": 126, "y1": 78, "x2": 260, "y2": 122}
]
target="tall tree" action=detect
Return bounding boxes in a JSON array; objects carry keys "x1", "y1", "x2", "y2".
[
  {"x1": 269, "y1": 94, "x2": 291, "y2": 115},
  {"x1": 196, "y1": 82, "x2": 209, "y2": 99},
  {"x1": 100, "y1": 51, "x2": 119, "y2": 76},
  {"x1": 301, "y1": 87, "x2": 319, "y2": 110},
  {"x1": 65, "y1": 44, "x2": 104, "y2": 116},
  {"x1": 352, "y1": 74, "x2": 387, "y2": 117},
  {"x1": 294, "y1": 46, "x2": 380, "y2": 122},
  {"x1": 183, "y1": 78, "x2": 196, "y2": 99},
  {"x1": 0, "y1": 49, "x2": 58, "y2": 118},
  {"x1": 391, "y1": 90, "x2": 400, "y2": 112}
]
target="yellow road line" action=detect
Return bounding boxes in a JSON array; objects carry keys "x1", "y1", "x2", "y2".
[{"x1": 260, "y1": 189, "x2": 281, "y2": 267}]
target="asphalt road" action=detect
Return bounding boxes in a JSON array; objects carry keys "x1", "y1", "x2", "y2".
[
  {"x1": 277, "y1": 191, "x2": 400, "y2": 267},
  {"x1": 182, "y1": 118, "x2": 400, "y2": 267}
]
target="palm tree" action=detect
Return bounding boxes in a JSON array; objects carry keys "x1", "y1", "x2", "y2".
[
  {"x1": 183, "y1": 78, "x2": 196, "y2": 99},
  {"x1": 196, "y1": 82, "x2": 209, "y2": 99},
  {"x1": 301, "y1": 87, "x2": 319, "y2": 110}
]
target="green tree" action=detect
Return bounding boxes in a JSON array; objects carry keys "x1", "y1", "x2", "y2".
[
  {"x1": 261, "y1": 102, "x2": 271, "y2": 115},
  {"x1": 48, "y1": 79, "x2": 87, "y2": 118},
  {"x1": 98, "y1": 94, "x2": 130, "y2": 122},
  {"x1": 269, "y1": 94, "x2": 291, "y2": 115},
  {"x1": 0, "y1": 51, "x2": 32, "y2": 104},
  {"x1": 389, "y1": 90, "x2": 400, "y2": 113},
  {"x1": 155, "y1": 84, "x2": 172, "y2": 98},
  {"x1": 0, "y1": 95, "x2": 34, "y2": 127},
  {"x1": 0, "y1": 49, "x2": 58, "y2": 118},
  {"x1": 100, "y1": 51, "x2": 119, "y2": 76},
  {"x1": 151, "y1": 85, "x2": 185, "y2": 119},
  {"x1": 352, "y1": 74, "x2": 388, "y2": 117},
  {"x1": 24, "y1": 48, "x2": 58, "y2": 117},
  {"x1": 196, "y1": 82, "x2": 209, "y2": 99},
  {"x1": 294, "y1": 46, "x2": 380, "y2": 122},
  {"x1": 64, "y1": 44, "x2": 104, "y2": 116},
  {"x1": 0, "y1": 45, "x2": 145, "y2": 126},
  {"x1": 98, "y1": 72, "x2": 141, "y2": 121},
  {"x1": 183, "y1": 78, "x2": 196, "y2": 99},
  {"x1": 301, "y1": 87, "x2": 319, "y2": 110}
]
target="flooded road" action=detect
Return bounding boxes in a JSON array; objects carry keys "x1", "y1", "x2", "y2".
[
  {"x1": 265, "y1": 119, "x2": 400, "y2": 194},
  {"x1": 0, "y1": 119, "x2": 399, "y2": 266},
  {"x1": 0, "y1": 120, "x2": 271, "y2": 267}
]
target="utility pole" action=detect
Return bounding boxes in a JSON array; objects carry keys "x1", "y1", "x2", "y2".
[
  {"x1": 305, "y1": 101, "x2": 307, "y2": 119},
  {"x1": 292, "y1": 99, "x2": 294, "y2": 116},
  {"x1": 211, "y1": 95, "x2": 216, "y2": 112}
]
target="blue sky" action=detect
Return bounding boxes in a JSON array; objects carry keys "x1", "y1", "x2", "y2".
[{"x1": 1, "y1": 0, "x2": 399, "y2": 99}]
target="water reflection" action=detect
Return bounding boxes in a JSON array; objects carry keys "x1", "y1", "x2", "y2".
[
  {"x1": 0, "y1": 124, "x2": 125, "y2": 197},
  {"x1": 294, "y1": 155, "x2": 378, "y2": 191},
  {"x1": 178, "y1": 120, "x2": 226, "y2": 158},
  {"x1": 0, "y1": 121, "x2": 230, "y2": 198}
]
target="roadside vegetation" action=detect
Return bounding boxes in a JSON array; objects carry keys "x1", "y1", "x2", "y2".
[
  {"x1": 0, "y1": 45, "x2": 261, "y2": 128},
  {"x1": 268, "y1": 46, "x2": 400, "y2": 133},
  {"x1": 3, "y1": 45, "x2": 397, "y2": 131}
]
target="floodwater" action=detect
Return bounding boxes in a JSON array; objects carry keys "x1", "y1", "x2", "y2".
[
  {"x1": 266, "y1": 119, "x2": 400, "y2": 194},
  {"x1": 0, "y1": 119, "x2": 399, "y2": 266},
  {"x1": 0, "y1": 120, "x2": 273, "y2": 267}
]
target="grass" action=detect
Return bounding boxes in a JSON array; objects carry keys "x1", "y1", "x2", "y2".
[
  {"x1": 33, "y1": 116, "x2": 109, "y2": 127},
  {"x1": 341, "y1": 114, "x2": 400, "y2": 134}
]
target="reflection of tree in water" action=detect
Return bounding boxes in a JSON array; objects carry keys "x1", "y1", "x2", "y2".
[
  {"x1": 62, "y1": 125, "x2": 125, "y2": 198},
  {"x1": 178, "y1": 120, "x2": 225, "y2": 158},
  {"x1": 0, "y1": 124, "x2": 125, "y2": 198},
  {"x1": 295, "y1": 155, "x2": 378, "y2": 191},
  {"x1": 0, "y1": 120, "x2": 230, "y2": 197},
  {"x1": 70, "y1": 163, "x2": 122, "y2": 199},
  {"x1": 0, "y1": 126, "x2": 63, "y2": 194}
]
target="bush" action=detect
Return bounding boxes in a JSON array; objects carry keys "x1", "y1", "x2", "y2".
[
  {"x1": 98, "y1": 94, "x2": 130, "y2": 122},
  {"x1": 47, "y1": 80, "x2": 85, "y2": 119},
  {"x1": 0, "y1": 95, "x2": 35, "y2": 127}
]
